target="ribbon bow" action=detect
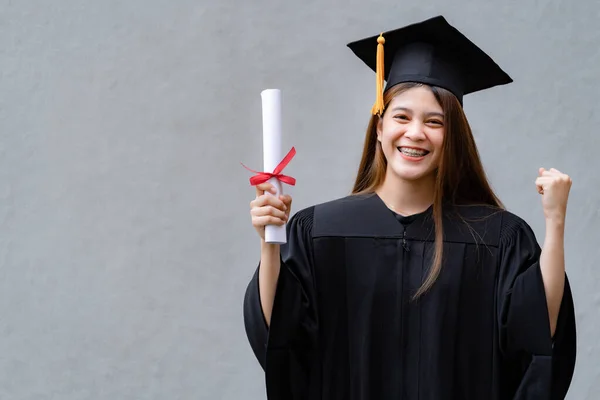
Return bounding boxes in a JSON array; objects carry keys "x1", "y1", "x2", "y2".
[{"x1": 241, "y1": 147, "x2": 297, "y2": 186}]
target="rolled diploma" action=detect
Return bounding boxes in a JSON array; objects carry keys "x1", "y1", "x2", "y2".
[{"x1": 261, "y1": 89, "x2": 287, "y2": 244}]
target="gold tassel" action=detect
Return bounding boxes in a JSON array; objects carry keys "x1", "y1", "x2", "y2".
[{"x1": 371, "y1": 33, "x2": 385, "y2": 116}]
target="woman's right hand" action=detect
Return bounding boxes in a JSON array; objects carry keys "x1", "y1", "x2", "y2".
[{"x1": 250, "y1": 182, "x2": 293, "y2": 241}]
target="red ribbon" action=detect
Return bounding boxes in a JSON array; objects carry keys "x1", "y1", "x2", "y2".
[{"x1": 241, "y1": 147, "x2": 297, "y2": 186}]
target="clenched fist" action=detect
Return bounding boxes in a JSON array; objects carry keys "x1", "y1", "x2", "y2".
[
  {"x1": 535, "y1": 168, "x2": 572, "y2": 223},
  {"x1": 250, "y1": 182, "x2": 293, "y2": 241}
]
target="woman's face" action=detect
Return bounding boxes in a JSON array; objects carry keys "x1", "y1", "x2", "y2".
[{"x1": 377, "y1": 86, "x2": 445, "y2": 183}]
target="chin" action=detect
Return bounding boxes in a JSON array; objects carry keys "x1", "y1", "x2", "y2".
[{"x1": 388, "y1": 162, "x2": 436, "y2": 182}]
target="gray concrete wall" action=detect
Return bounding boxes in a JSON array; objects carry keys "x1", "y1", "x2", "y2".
[{"x1": 0, "y1": 1, "x2": 598, "y2": 399}]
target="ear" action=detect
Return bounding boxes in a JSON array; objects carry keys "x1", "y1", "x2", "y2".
[{"x1": 376, "y1": 116, "x2": 383, "y2": 142}]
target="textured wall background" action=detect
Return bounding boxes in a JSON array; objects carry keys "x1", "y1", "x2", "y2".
[{"x1": 0, "y1": 1, "x2": 598, "y2": 399}]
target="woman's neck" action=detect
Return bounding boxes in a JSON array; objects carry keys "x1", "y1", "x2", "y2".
[{"x1": 375, "y1": 172, "x2": 435, "y2": 216}]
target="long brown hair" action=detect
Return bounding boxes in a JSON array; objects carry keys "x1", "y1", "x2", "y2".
[{"x1": 352, "y1": 82, "x2": 504, "y2": 298}]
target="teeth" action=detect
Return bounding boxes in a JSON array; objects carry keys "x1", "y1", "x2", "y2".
[{"x1": 398, "y1": 147, "x2": 428, "y2": 157}]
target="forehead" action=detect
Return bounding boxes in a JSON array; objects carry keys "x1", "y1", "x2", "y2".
[{"x1": 388, "y1": 86, "x2": 442, "y2": 111}]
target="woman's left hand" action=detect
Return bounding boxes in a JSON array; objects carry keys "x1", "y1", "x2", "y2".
[{"x1": 536, "y1": 168, "x2": 572, "y2": 223}]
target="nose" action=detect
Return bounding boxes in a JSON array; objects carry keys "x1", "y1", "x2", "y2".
[{"x1": 404, "y1": 121, "x2": 426, "y2": 142}]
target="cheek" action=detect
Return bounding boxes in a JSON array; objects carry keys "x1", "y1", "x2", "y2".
[
  {"x1": 378, "y1": 130, "x2": 391, "y2": 147},
  {"x1": 430, "y1": 131, "x2": 445, "y2": 151},
  {"x1": 381, "y1": 126, "x2": 404, "y2": 146}
]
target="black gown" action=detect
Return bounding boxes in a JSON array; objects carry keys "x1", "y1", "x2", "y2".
[{"x1": 243, "y1": 192, "x2": 576, "y2": 400}]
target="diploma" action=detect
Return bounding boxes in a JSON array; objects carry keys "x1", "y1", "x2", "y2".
[{"x1": 261, "y1": 89, "x2": 287, "y2": 244}]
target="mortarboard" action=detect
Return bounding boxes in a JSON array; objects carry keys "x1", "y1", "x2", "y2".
[{"x1": 346, "y1": 15, "x2": 513, "y2": 114}]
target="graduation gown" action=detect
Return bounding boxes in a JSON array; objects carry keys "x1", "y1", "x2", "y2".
[{"x1": 243, "y1": 192, "x2": 576, "y2": 400}]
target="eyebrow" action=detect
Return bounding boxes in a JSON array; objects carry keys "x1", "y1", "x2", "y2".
[{"x1": 390, "y1": 107, "x2": 444, "y2": 119}]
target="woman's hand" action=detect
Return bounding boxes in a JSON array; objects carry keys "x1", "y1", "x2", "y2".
[
  {"x1": 536, "y1": 168, "x2": 572, "y2": 224},
  {"x1": 250, "y1": 182, "x2": 293, "y2": 240}
]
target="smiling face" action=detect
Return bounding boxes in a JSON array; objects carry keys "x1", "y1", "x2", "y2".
[{"x1": 376, "y1": 85, "x2": 445, "y2": 184}]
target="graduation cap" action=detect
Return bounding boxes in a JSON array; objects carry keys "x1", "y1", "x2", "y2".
[{"x1": 347, "y1": 15, "x2": 513, "y2": 115}]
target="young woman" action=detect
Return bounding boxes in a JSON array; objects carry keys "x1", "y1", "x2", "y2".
[{"x1": 243, "y1": 16, "x2": 576, "y2": 400}]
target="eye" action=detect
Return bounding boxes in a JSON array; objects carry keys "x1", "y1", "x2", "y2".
[
  {"x1": 427, "y1": 119, "x2": 444, "y2": 126},
  {"x1": 393, "y1": 114, "x2": 410, "y2": 121}
]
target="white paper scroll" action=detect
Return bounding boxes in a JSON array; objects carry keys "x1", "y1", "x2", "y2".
[{"x1": 261, "y1": 89, "x2": 287, "y2": 244}]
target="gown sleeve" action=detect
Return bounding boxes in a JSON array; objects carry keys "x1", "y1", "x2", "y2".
[
  {"x1": 496, "y1": 214, "x2": 576, "y2": 400},
  {"x1": 243, "y1": 206, "x2": 319, "y2": 399}
]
